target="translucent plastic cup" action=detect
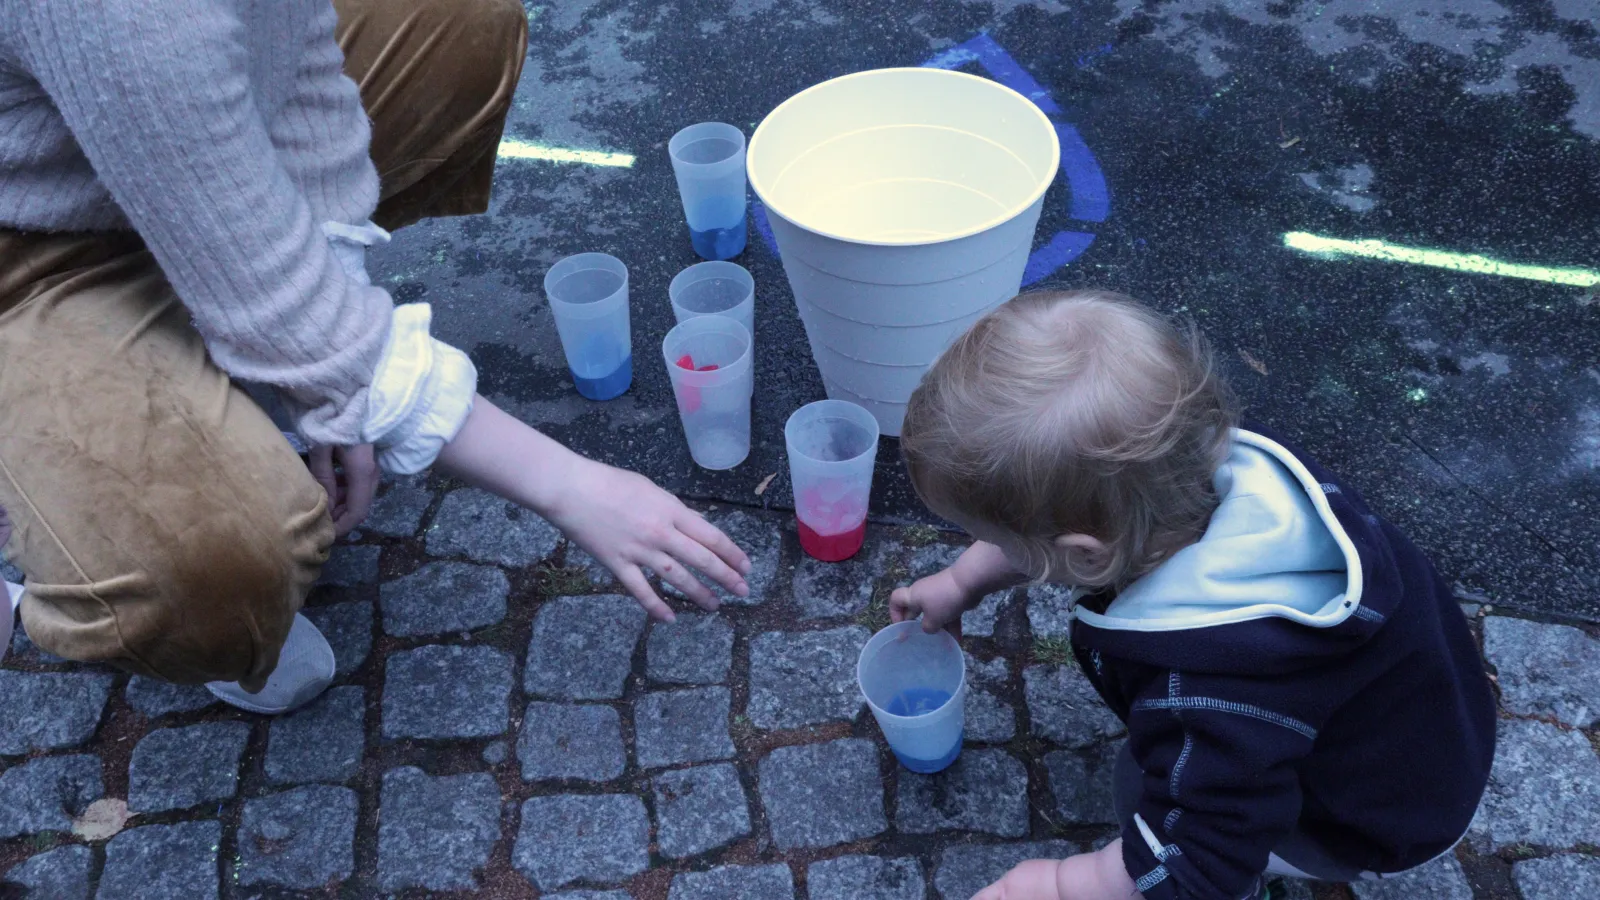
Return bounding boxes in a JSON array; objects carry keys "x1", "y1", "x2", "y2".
[
  {"x1": 858, "y1": 621, "x2": 966, "y2": 774},
  {"x1": 785, "y1": 399, "x2": 879, "y2": 562},
  {"x1": 662, "y1": 317, "x2": 753, "y2": 470},
  {"x1": 669, "y1": 122, "x2": 748, "y2": 261},
  {"x1": 544, "y1": 253, "x2": 633, "y2": 401},
  {"x1": 668, "y1": 261, "x2": 755, "y2": 341}
]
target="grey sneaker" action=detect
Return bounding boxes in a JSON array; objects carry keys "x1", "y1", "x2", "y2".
[{"x1": 206, "y1": 613, "x2": 334, "y2": 714}]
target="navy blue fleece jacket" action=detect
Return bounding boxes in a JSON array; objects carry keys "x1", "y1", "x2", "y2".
[{"x1": 1067, "y1": 426, "x2": 1495, "y2": 900}]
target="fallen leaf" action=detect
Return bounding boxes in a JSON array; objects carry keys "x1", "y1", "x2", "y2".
[
  {"x1": 1278, "y1": 136, "x2": 1302, "y2": 149},
  {"x1": 754, "y1": 472, "x2": 777, "y2": 496},
  {"x1": 1238, "y1": 348, "x2": 1269, "y2": 376},
  {"x1": 73, "y1": 798, "x2": 130, "y2": 841}
]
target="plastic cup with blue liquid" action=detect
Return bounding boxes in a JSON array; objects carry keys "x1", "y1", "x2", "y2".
[
  {"x1": 857, "y1": 621, "x2": 966, "y2": 773},
  {"x1": 668, "y1": 122, "x2": 748, "y2": 260},
  {"x1": 544, "y1": 253, "x2": 633, "y2": 401}
]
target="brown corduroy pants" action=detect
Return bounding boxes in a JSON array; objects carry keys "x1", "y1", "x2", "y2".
[{"x1": 0, "y1": 0, "x2": 527, "y2": 689}]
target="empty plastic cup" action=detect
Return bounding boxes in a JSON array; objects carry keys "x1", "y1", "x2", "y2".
[
  {"x1": 662, "y1": 316, "x2": 753, "y2": 470},
  {"x1": 544, "y1": 253, "x2": 633, "y2": 401},
  {"x1": 669, "y1": 122, "x2": 748, "y2": 261},
  {"x1": 858, "y1": 621, "x2": 966, "y2": 774},
  {"x1": 747, "y1": 68, "x2": 1061, "y2": 436},
  {"x1": 669, "y1": 261, "x2": 755, "y2": 341},
  {"x1": 785, "y1": 399, "x2": 879, "y2": 562}
]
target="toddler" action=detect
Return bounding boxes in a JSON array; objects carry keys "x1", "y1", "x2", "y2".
[{"x1": 891, "y1": 291, "x2": 1495, "y2": 900}]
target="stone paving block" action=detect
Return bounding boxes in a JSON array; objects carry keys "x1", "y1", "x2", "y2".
[
  {"x1": 1026, "y1": 583, "x2": 1074, "y2": 640},
  {"x1": 483, "y1": 741, "x2": 510, "y2": 765},
  {"x1": 566, "y1": 546, "x2": 617, "y2": 587},
  {"x1": 647, "y1": 613, "x2": 734, "y2": 684},
  {"x1": 367, "y1": 480, "x2": 434, "y2": 538},
  {"x1": 635, "y1": 687, "x2": 735, "y2": 768},
  {"x1": 546, "y1": 893, "x2": 634, "y2": 900},
  {"x1": 525, "y1": 594, "x2": 648, "y2": 701},
  {"x1": 896, "y1": 748, "x2": 1029, "y2": 838},
  {"x1": 516, "y1": 702, "x2": 625, "y2": 782},
  {"x1": 668, "y1": 864, "x2": 795, "y2": 900},
  {"x1": 125, "y1": 677, "x2": 216, "y2": 718},
  {"x1": 1483, "y1": 616, "x2": 1600, "y2": 728},
  {"x1": 1044, "y1": 740, "x2": 1123, "y2": 826},
  {"x1": 380, "y1": 561, "x2": 509, "y2": 636},
  {"x1": 654, "y1": 762, "x2": 751, "y2": 858},
  {"x1": 964, "y1": 653, "x2": 1015, "y2": 743},
  {"x1": 427, "y1": 488, "x2": 561, "y2": 567},
  {"x1": 1024, "y1": 664, "x2": 1124, "y2": 748},
  {"x1": 1469, "y1": 718, "x2": 1600, "y2": 849},
  {"x1": 8, "y1": 623, "x2": 69, "y2": 664},
  {"x1": 662, "y1": 510, "x2": 785, "y2": 606},
  {"x1": 319, "y1": 544, "x2": 381, "y2": 587},
  {"x1": 758, "y1": 738, "x2": 887, "y2": 850},
  {"x1": 907, "y1": 543, "x2": 962, "y2": 581},
  {"x1": 0, "y1": 559, "x2": 21, "y2": 584},
  {"x1": 934, "y1": 841, "x2": 1077, "y2": 900},
  {"x1": 963, "y1": 591, "x2": 1013, "y2": 638},
  {"x1": 4, "y1": 844, "x2": 92, "y2": 900},
  {"x1": 236, "y1": 785, "x2": 357, "y2": 889},
  {"x1": 265, "y1": 686, "x2": 365, "y2": 785},
  {"x1": 747, "y1": 626, "x2": 868, "y2": 730},
  {"x1": 1349, "y1": 853, "x2": 1473, "y2": 900},
  {"x1": 1271, "y1": 879, "x2": 1315, "y2": 900},
  {"x1": 0, "y1": 670, "x2": 114, "y2": 755},
  {"x1": 302, "y1": 600, "x2": 373, "y2": 677},
  {"x1": 0, "y1": 755, "x2": 103, "y2": 838},
  {"x1": 128, "y1": 721, "x2": 249, "y2": 814},
  {"x1": 1513, "y1": 854, "x2": 1600, "y2": 900},
  {"x1": 513, "y1": 794, "x2": 650, "y2": 890},
  {"x1": 99, "y1": 820, "x2": 220, "y2": 900},
  {"x1": 383, "y1": 644, "x2": 512, "y2": 740},
  {"x1": 794, "y1": 536, "x2": 901, "y2": 620},
  {"x1": 808, "y1": 855, "x2": 925, "y2": 900},
  {"x1": 378, "y1": 767, "x2": 501, "y2": 891}
]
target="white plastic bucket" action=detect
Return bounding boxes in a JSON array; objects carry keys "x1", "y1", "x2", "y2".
[{"x1": 748, "y1": 67, "x2": 1060, "y2": 436}]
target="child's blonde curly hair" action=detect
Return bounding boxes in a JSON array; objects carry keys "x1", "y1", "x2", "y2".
[{"x1": 901, "y1": 290, "x2": 1239, "y2": 590}]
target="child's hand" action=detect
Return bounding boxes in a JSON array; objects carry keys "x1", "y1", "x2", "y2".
[
  {"x1": 972, "y1": 859, "x2": 1064, "y2": 900},
  {"x1": 890, "y1": 541, "x2": 1028, "y2": 639},
  {"x1": 973, "y1": 842, "x2": 1142, "y2": 900},
  {"x1": 890, "y1": 568, "x2": 973, "y2": 639}
]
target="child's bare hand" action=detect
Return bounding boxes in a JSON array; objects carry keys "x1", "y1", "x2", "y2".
[
  {"x1": 972, "y1": 859, "x2": 1063, "y2": 900},
  {"x1": 890, "y1": 568, "x2": 971, "y2": 639}
]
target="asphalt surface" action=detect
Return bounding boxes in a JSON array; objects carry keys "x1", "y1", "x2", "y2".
[{"x1": 369, "y1": 0, "x2": 1600, "y2": 622}]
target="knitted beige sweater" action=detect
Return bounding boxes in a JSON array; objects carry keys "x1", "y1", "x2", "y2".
[{"x1": 0, "y1": 0, "x2": 474, "y2": 464}]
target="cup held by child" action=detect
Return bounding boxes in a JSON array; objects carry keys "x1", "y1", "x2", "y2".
[{"x1": 858, "y1": 621, "x2": 966, "y2": 773}]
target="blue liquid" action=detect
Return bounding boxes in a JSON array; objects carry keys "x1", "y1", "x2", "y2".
[
  {"x1": 572, "y1": 355, "x2": 632, "y2": 401},
  {"x1": 688, "y1": 197, "x2": 747, "y2": 260},
  {"x1": 885, "y1": 687, "x2": 963, "y2": 774}
]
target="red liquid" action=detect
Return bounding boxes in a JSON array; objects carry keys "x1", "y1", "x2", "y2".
[
  {"x1": 673, "y1": 355, "x2": 719, "y2": 414},
  {"x1": 798, "y1": 518, "x2": 867, "y2": 562}
]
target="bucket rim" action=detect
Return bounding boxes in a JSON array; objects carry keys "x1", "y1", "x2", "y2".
[{"x1": 748, "y1": 67, "x2": 1061, "y2": 248}]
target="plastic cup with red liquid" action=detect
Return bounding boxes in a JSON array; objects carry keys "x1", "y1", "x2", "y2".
[
  {"x1": 663, "y1": 316, "x2": 753, "y2": 471},
  {"x1": 784, "y1": 399, "x2": 880, "y2": 561}
]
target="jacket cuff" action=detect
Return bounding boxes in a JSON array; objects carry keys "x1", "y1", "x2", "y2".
[
  {"x1": 1122, "y1": 813, "x2": 1181, "y2": 900},
  {"x1": 362, "y1": 303, "x2": 477, "y2": 475}
]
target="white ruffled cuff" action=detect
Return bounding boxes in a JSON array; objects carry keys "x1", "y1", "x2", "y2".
[{"x1": 362, "y1": 303, "x2": 478, "y2": 474}]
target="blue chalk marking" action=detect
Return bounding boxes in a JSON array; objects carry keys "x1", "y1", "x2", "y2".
[
  {"x1": 1054, "y1": 122, "x2": 1109, "y2": 223},
  {"x1": 756, "y1": 33, "x2": 1111, "y2": 286},
  {"x1": 1023, "y1": 231, "x2": 1097, "y2": 287}
]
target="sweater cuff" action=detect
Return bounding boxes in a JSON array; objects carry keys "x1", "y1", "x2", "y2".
[{"x1": 362, "y1": 303, "x2": 477, "y2": 475}]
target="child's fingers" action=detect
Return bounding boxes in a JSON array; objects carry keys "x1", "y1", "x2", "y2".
[{"x1": 889, "y1": 586, "x2": 917, "y2": 623}]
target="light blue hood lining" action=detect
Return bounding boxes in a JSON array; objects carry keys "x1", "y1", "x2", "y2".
[{"x1": 1072, "y1": 430, "x2": 1366, "y2": 633}]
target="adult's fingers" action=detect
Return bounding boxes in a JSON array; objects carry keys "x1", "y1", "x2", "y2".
[
  {"x1": 617, "y1": 566, "x2": 676, "y2": 623},
  {"x1": 665, "y1": 529, "x2": 744, "y2": 600},
  {"x1": 648, "y1": 552, "x2": 719, "y2": 612},
  {"x1": 676, "y1": 512, "x2": 752, "y2": 577}
]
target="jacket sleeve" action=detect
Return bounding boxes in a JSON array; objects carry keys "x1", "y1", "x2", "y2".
[{"x1": 1117, "y1": 669, "x2": 1330, "y2": 900}]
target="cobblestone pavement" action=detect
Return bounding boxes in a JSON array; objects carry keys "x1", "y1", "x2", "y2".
[{"x1": 3, "y1": 481, "x2": 1598, "y2": 899}]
